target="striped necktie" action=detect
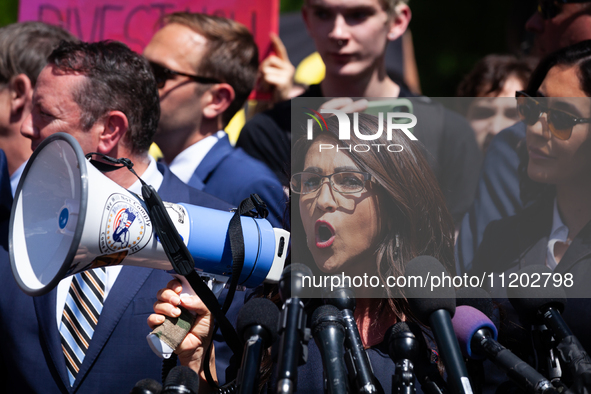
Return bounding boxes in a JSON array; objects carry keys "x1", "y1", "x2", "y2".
[{"x1": 59, "y1": 268, "x2": 107, "y2": 386}]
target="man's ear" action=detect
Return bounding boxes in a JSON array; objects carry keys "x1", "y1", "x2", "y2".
[
  {"x1": 386, "y1": 3, "x2": 411, "y2": 41},
  {"x1": 9, "y1": 74, "x2": 33, "y2": 117},
  {"x1": 97, "y1": 110, "x2": 129, "y2": 154},
  {"x1": 202, "y1": 83, "x2": 235, "y2": 120}
]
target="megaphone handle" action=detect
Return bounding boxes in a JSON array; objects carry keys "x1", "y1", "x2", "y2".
[{"x1": 147, "y1": 275, "x2": 197, "y2": 359}]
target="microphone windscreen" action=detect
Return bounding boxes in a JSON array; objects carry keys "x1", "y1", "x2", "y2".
[
  {"x1": 389, "y1": 321, "x2": 411, "y2": 338},
  {"x1": 321, "y1": 279, "x2": 356, "y2": 311},
  {"x1": 386, "y1": 322, "x2": 416, "y2": 361},
  {"x1": 130, "y1": 378, "x2": 162, "y2": 394},
  {"x1": 404, "y1": 256, "x2": 456, "y2": 324},
  {"x1": 236, "y1": 297, "x2": 280, "y2": 344},
  {"x1": 311, "y1": 304, "x2": 343, "y2": 335},
  {"x1": 456, "y1": 287, "x2": 495, "y2": 322},
  {"x1": 163, "y1": 366, "x2": 199, "y2": 394},
  {"x1": 507, "y1": 266, "x2": 566, "y2": 323},
  {"x1": 279, "y1": 263, "x2": 313, "y2": 300},
  {"x1": 452, "y1": 305, "x2": 498, "y2": 360}
]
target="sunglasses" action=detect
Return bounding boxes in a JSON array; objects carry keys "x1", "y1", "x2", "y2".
[
  {"x1": 515, "y1": 91, "x2": 591, "y2": 140},
  {"x1": 149, "y1": 61, "x2": 221, "y2": 89},
  {"x1": 537, "y1": 0, "x2": 591, "y2": 19}
]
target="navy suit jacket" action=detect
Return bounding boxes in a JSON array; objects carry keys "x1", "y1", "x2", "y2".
[
  {"x1": 0, "y1": 162, "x2": 231, "y2": 394},
  {"x1": 455, "y1": 122, "x2": 525, "y2": 274},
  {"x1": 187, "y1": 134, "x2": 287, "y2": 229},
  {"x1": 0, "y1": 149, "x2": 11, "y2": 223}
]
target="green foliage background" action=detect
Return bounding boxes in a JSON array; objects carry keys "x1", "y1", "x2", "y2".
[{"x1": 1, "y1": 0, "x2": 536, "y2": 96}]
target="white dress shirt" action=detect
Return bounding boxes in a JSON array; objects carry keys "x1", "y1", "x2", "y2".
[
  {"x1": 55, "y1": 156, "x2": 163, "y2": 327},
  {"x1": 547, "y1": 198, "x2": 570, "y2": 270},
  {"x1": 168, "y1": 130, "x2": 225, "y2": 183},
  {"x1": 10, "y1": 161, "x2": 26, "y2": 197}
]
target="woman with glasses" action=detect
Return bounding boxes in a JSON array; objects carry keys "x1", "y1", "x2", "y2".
[
  {"x1": 286, "y1": 113, "x2": 455, "y2": 391},
  {"x1": 470, "y1": 40, "x2": 591, "y2": 365},
  {"x1": 148, "y1": 111, "x2": 455, "y2": 392},
  {"x1": 291, "y1": 113, "x2": 454, "y2": 303}
]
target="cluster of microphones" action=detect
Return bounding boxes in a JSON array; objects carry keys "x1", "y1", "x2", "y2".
[{"x1": 131, "y1": 256, "x2": 591, "y2": 394}]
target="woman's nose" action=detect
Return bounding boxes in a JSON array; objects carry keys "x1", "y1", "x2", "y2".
[
  {"x1": 315, "y1": 180, "x2": 338, "y2": 212},
  {"x1": 527, "y1": 112, "x2": 552, "y2": 140}
]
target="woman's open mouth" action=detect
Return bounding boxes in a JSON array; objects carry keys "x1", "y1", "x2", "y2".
[{"x1": 315, "y1": 220, "x2": 335, "y2": 248}]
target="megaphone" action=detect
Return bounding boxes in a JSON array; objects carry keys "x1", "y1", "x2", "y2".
[{"x1": 9, "y1": 133, "x2": 289, "y2": 297}]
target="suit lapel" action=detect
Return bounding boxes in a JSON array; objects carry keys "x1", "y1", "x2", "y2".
[
  {"x1": 34, "y1": 289, "x2": 71, "y2": 390},
  {"x1": 193, "y1": 135, "x2": 233, "y2": 185},
  {"x1": 157, "y1": 162, "x2": 193, "y2": 199},
  {"x1": 555, "y1": 218, "x2": 591, "y2": 274},
  {"x1": 71, "y1": 266, "x2": 152, "y2": 391}
]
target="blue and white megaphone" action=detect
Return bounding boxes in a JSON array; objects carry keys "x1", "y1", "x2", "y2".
[{"x1": 9, "y1": 133, "x2": 289, "y2": 297}]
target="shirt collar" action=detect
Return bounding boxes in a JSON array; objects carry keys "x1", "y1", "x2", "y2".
[
  {"x1": 168, "y1": 130, "x2": 225, "y2": 184},
  {"x1": 10, "y1": 160, "x2": 27, "y2": 197},
  {"x1": 127, "y1": 155, "x2": 163, "y2": 195},
  {"x1": 547, "y1": 198, "x2": 569, "y2": 270}
]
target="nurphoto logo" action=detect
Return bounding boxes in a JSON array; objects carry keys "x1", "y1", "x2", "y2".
[{"x1": 304, "y1": 108, "x2": 417, "y2": 153}]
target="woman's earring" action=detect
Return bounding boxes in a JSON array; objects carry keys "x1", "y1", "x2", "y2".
[{"x1": 395, "y1": 234, "x2": 400, "y2": 257}]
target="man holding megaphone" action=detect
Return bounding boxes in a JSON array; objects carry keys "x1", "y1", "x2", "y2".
[{"x1": 0, "y1": 40, "x2": 234, "y2": 394}]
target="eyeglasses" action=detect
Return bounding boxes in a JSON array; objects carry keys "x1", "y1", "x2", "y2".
[
  {"x1": 149, "y1": 61, "x2": 221, "y2": 89},
  {"x1": 537, "y1": 0, "x2": 591, "y2": 19},
  {"x1": 515, "y1": 91, "x2": 591, "y2": 140},
  {"x1": 291, "y1": 171, "x2": 373, "y2": 195}
]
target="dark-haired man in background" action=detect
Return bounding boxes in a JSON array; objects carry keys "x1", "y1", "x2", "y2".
[
  {"x1": 1, "y1": 39, "x2": 230, "y2": 393},
  {"x1": 143, "y1": 12, "x2": 287, "y2": 228}
]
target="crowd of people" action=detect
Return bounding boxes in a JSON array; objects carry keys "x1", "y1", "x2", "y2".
[{"x1": 1, "y1": 0, "x2": 591, "y2": 393}]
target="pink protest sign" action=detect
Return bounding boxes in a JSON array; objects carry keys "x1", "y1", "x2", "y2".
[{"x1": 18, "y1": 0, "x2": 278, "y2": 56}]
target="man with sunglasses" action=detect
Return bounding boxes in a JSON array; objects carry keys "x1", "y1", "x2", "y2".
[
  {"x1": 456, "y1": 2, "x2": 591, "y2": 274},
  {"x1": 143, "y1": 12, "x2": 286, "y2": 229}
]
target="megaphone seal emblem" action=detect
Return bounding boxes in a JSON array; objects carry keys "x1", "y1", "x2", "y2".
[{"x1": 99, "y1": 193, "x2": 152, "y2": 254}]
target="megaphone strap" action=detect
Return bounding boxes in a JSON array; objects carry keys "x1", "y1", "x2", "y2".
[
  {"x1": 140, "y1": 184, "x2": 244, "y2": 356},
  {"x1": 84, "y1": 153, "x2": 246, "y2": 355},
  {"x1": 85, "y1": 152, "x2": 136, "y2": 174}
]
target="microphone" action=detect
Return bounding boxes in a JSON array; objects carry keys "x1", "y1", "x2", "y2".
[
  {"x1": 452, "y1": 305, "x2": 559, "y2": 394},
  {"x1": 508, "y1": 266, "x2": 591, "y2": 387},
  {"x1": 403, "y1": 322, "x2": 450, "y2": 394},
  {"x1": 130, "y1": 379, "x2": 162, "y2": 394},
  {"x1": 276, "y1": 264, "x2": 313, "y2": 394},
  {"x1": 323, "y1": 285, "x2": 377, "y2": 393},
  {"x1": 387, "y1": 322, "x2": 420, "y2": 394},
  {"x1": 456, "y1": 287, "x2": 497, "y2": 394},
  {"x1": 236, "y1": 298, "x2": 280, "y2": 394},
  {"x1": 405, "y1": 256, "x2": 473, "y2": 394},
  {"x1": 311, "y1": 304, "x2": 349, "y2": 394},
  {"x1": 162, "y1": 366, "x2": 200, "y2": 394},
  {"x1": 456, "y1": 287, "x2": 497, "y2": 328}
]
